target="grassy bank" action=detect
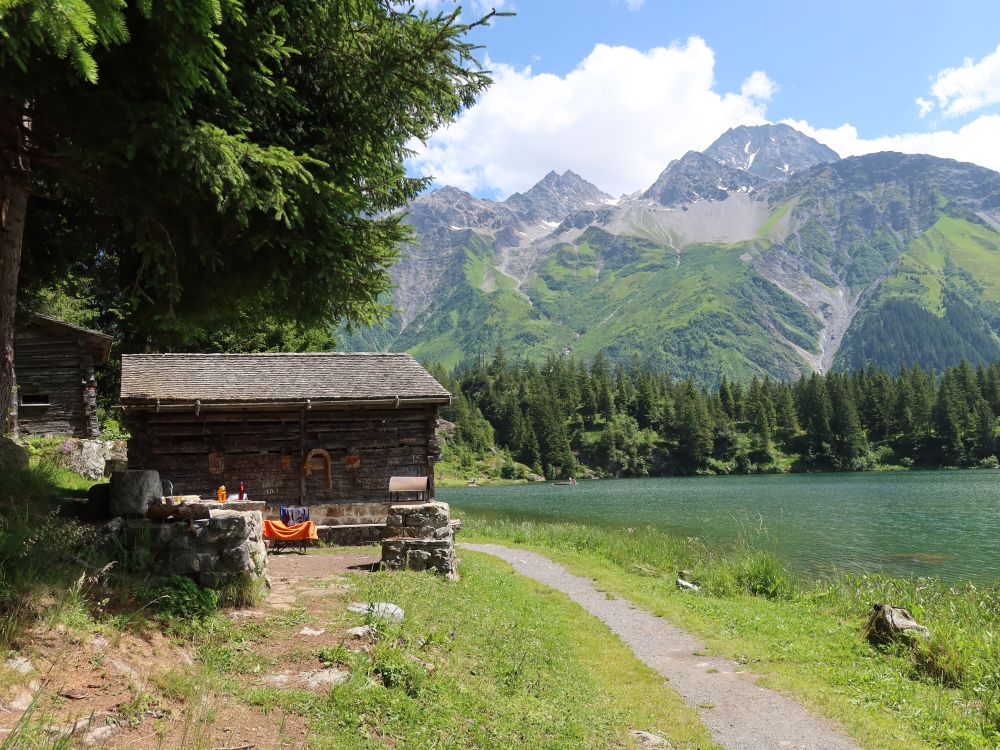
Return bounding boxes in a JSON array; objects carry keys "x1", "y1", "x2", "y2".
[{"x1": 459, "y1": 512, "x2": 999, "y2": 750}]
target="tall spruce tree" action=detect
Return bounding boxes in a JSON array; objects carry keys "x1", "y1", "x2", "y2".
[{"x1": 1, "y1": 0, "x2": 498, "y2": 434}]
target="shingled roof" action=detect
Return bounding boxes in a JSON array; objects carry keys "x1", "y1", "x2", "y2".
[
  {"x1": 30, "y1": 314, "x2": 113, "y2": 364},
  {"x1": 120, "y1": 353, "x2": 451, "y2": 406}
]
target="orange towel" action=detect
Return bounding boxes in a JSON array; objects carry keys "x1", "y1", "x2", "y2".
[{"x1": 263, "y1": 519, "x2": 319, "y2": 541}]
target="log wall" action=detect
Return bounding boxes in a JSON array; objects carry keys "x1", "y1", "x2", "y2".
[
  {"x1": 124, "y1": 404, "x2": 440, "y2": 507},
  {"x1": 14, "y1": 325, "x2": 98, "y2": 437}
]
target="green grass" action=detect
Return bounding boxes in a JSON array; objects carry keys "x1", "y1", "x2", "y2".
[
  {"x1": 227, "y1": 556, "x2": 720, "y2": 750},
  {"x1": 459, "y1": 513, "x2": 999, "y2": 750},
  {"x1": 0, "y1": 464, "x2": 101, "y2": 649},
  {"x1": 757, "y1": 198, "x2": 797, "y2": 240},
  {"x1": 384, "y1": 227, "x2": 832, "y2": 384},
  {"x1": 435, "y1": 444, "x2": 539, "y2": 487}
]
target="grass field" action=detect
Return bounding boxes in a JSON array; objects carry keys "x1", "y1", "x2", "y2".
[{"x1": 459, "y1": 512, "x2": 999, "y2": 750}]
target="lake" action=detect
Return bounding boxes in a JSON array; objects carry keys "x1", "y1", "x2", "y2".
[{"x1": 440, "y1": 471, "x2": 1000, "y2": 583}]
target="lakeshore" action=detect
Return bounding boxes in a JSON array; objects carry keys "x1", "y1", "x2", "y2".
[{"x1": 442, "y1": 471, "x2": 1000, "y2": 583}]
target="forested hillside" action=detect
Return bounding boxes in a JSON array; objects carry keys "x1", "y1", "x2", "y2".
[{"x1": 433, "y1": 350, "x2": 1000, "y2": 479}]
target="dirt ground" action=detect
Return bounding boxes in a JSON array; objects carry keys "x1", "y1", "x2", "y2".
[{"x1": 0, "y1": 547, "x2": 382, "y2": 750}]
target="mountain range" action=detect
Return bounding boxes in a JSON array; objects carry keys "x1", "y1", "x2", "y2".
[{"x1": 343, "y1": 123, "x2": 1000, "y2": 385}]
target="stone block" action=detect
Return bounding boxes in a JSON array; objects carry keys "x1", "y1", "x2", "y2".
[
  {"x1": 407, "y1": 549, "x2": 430, "y2": 571},
  {"x1": 205, "y1": 510, "x2": 250, "y2": 542},
  {"x1": 222, "y1": 542, "x2": 252, "y2": 572},
  {"x1": 426, "y1": 511, "x2": 450, "y2": 529},
  {"x1": 110, "y1": 470, "x2": 161, "y2": 517},
  {"x1": 0, "y1": 436, "x2": 28, "y2": 471}
]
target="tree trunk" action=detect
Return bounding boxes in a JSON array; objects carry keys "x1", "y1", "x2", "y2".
[{"x1": 0, "y1": 162, "x2": 28, "y2": 437}]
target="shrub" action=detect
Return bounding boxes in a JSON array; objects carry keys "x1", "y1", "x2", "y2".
[
  {"x1": 500, "y1": 460, "x2": 520, "y2": 480},
  {"x1": 372, "y1": 645, "x2": 426, "y2": 696},
  {"x1": 734, "y1": 551, "x2": 796, "y2": 600},
  {"x1": 912, "y1": 629, "x2": 968, "y2": 687},
  {"x1": 145, "y1": 575, "x2": 218, "y2": 624}
]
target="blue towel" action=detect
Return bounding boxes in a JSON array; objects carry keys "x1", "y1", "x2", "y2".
[{"x1": 280, "y1": 505, "x2": 310, "y2": 525}]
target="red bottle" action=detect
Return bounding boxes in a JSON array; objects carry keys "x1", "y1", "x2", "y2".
[{"x1": 238, "y1": 481, "x2": 245, "y2": 501}]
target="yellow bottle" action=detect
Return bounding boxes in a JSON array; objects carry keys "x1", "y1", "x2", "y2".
[{"x1": 217, "y1": 485, "x2": 226, "y2": 503}]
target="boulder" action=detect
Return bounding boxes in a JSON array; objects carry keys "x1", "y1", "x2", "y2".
[
  {"x1": 348, "y1": 601, "x2": 404, "y2": 623},
  {"x1": 104, "y1": 458, "x2": 128, "y2": 476},
  {"x1": 56, "y1": 438, "x2": 127, "y2": 480},
  {"x1": 864, "y1": 603, "x2": 930, "y2": 643},
  {"x1": 109, "y1": 470, "x2": 161, "y2": 517},
  {"x1": 0, "y1": 436, "x2": 28, "y2": 471},
  {"x1": 435, "y1": 418, "x2": 456, "y2": 442}
]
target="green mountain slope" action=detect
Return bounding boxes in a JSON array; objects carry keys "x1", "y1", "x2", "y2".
[
  {"x1": 837, "y1": 216, "x2": 1000, "y2": 372},
  {"x1": 344, "y1": 128, "x2": 1000, "y2": 383}
]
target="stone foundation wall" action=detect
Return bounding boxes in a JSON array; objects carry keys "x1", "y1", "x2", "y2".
[
  {"x1": 126, "y1": 510, "x2": 267, "y2": 589},
  {"x1": 381, "y1": 501, "x2": 458, "y2": 579},
  {"x1": 316, "y1": 524, "x2": 387, "y2": 546},
  {"x1": 264, "y1": 502, "x2": 390, "y2": 526}
]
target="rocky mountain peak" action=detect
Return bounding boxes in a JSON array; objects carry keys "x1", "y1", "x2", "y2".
[
  {"x1": 641, "y1": 150, "x2": 766, "y2": 206},
  {"x1": 704, "y1": 123, "x2": 839, "y2": 180},
  {"x1": 504, "y1": 169, "x2": 612, "y2": 223}
]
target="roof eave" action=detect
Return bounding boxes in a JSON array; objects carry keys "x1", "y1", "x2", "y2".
[{"x1": 117, "y1": 395, "x2": 452, "y2": 410}]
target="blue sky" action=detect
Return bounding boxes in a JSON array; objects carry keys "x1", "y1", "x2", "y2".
[{"x1": 409, "y1": 1, "x2": 1000, "y2": 197}]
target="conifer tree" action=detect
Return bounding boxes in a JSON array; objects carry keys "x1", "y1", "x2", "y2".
[{"x1": 1, "y1": 0, "x2": 499, "y2": 434}]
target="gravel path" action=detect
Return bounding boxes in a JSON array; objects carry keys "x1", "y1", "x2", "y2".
[{"x1": 463, "y1": 543, "x2": 862, "y2": 750}]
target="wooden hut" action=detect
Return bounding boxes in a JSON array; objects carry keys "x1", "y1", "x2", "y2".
[
  {"x1": 119, "y1": 353, "x2": 451, "y2": 525},
  {"x1": 13, "y1": 314, "x2": 112, "y2": 438}
]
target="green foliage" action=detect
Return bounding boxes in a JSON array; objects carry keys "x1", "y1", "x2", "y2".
[
  {"x1": 730, "y1": 551, "x2": 796, "y2": 600},
  {"x1": 371, "y1": 644, "x2": 427, "y2": 696},
  {"x1": 436, "y1": 349, "x2": 1000, "y2": 477},
  {"x1": 8, "y1": 0, "x2": 502, "y2": 357},
  {"x1": 144, "y1": 575, "x2": 219, "y2": 626},
  {"x1": 0, "y1": 464, "x2": 100, "y2": 648}
]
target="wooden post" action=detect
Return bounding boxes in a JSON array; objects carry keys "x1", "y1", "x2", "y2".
[
  {"x1": 427, "y1": 406, "x2": 437, "y2": 499},
  {"x1": 299, "y1": 407, "x2": 306, "y2": 504}
]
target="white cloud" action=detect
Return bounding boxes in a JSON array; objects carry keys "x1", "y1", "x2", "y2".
[
  {"x1": 741, "y1": 70, "x2": 777, "y2": 101},
  {"x1": 406, "y1": 0, "x2": 507, "y2": 16},
  {"x1": 411, "y1": 38, "x2": 1000, "y2": 199},
  {"x1": 623, "y1": 0, "x2": 645, "y2": 10},
  {"x1": 782, "y1": 115, "x2": 1000, "y2": 173},
  {"x1": 921, "y1": 44, "x2": 1000, "y2": 117},
  {"x1": 409, "y1": 38, "x2": 774, "y2": 196}
]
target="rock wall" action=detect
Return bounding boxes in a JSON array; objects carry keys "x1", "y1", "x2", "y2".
[
  {"x1": 381, "y1": 501, "x2": 458, "y2": 579},
  {"x1": 57, "y1": 438, "x2": 127, "y2": 480},
  {"x1": 317, "y1": 524, "x2": 387, "y2": 546},
  {"x1": 265, "y1": 502, "x2": 391, "y2": 526},
  {"x1": 126, "y1": 510, "x2": 267, "y2": 589}
]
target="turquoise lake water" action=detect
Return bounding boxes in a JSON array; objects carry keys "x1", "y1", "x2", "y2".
[{"x1": 440, "y1": 471, "x2": 1000, "y2": 583}]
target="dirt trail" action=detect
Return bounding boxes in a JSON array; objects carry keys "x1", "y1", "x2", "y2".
[{"x1": 463, "y1": 543, "x2": 862, "y2": 750}]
